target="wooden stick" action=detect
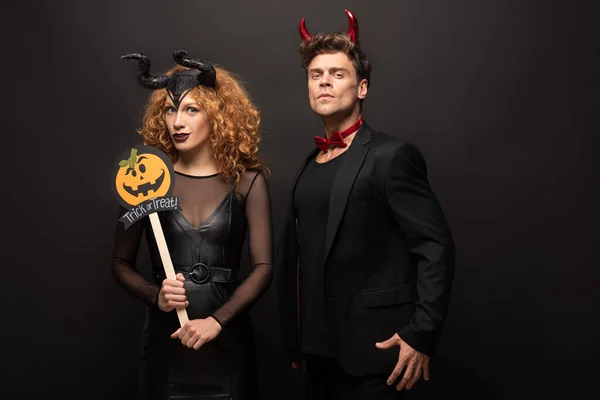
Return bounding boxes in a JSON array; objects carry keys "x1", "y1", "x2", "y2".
[{"x1": 148, "y1": 212, "x2": 189, "y2": 326}]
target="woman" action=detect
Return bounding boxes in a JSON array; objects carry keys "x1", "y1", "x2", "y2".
[{"x1": 112, "y1": 50, "x2": 272, "y2": 400}]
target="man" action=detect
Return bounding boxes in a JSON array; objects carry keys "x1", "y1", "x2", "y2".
[{"x1": 276, "y1": 9, "x2": 456, "y2": 399}]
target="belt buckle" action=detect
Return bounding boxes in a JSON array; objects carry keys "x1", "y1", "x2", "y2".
[{"x1": 190, "y1": 263, "x2": 210, "y2": 284}]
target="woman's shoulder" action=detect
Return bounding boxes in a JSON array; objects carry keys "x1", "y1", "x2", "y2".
[
  {"x1": 240, "y1": 167, "x2": 267, "y2": 181},
  {"x1": 235, "y1": 168, "x2": 268, "y2": 199}
]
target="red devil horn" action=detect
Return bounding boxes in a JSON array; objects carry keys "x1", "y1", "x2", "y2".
[
  {"x1": 299, "y1": 18, "x2": 312, "y2": 42},
  {"x1": 345, "y1": 9, "x2": 359, "y2": 43}
]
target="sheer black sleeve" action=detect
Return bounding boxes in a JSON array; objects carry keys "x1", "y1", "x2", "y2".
[
  {"x1": 111, "y1": 206, "x2": 161, "y2": 308},
  {"x1": 212, "y1": 172, "x2": 274, "y2": 326}
]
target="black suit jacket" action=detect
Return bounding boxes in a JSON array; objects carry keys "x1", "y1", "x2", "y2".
[{"x1": 276, "y1": 122, "x2": 455, "y2": 376}]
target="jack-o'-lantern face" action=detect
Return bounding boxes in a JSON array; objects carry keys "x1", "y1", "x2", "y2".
[{"x1": 114, "y1": 147, "x2": 173, "y2": 207}]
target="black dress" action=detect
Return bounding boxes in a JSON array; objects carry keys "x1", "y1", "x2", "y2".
[{"x1": 112, "y1": 170, "x2": 273, "y2": 400}]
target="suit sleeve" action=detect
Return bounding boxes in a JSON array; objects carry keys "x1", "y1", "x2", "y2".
[
  {"x1": 275, "y1": 202, "x2": 301, "y2": 362},
  {"x1": 385, "y1": 142, "x2": 455, "y2": 357}
]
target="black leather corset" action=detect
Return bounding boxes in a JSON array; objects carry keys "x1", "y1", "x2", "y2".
[{"x1": 146, "y1": 189, "x2": 247, "y2": 319}]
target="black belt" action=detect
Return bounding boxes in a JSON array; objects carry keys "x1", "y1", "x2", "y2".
[{"x1": 175, "y1": 263, "x2": 237, "y2": 284}]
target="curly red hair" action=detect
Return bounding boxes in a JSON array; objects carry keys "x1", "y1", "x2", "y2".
[{"x1": 137, "y1": 65, "x2": 268, "y2": 184}]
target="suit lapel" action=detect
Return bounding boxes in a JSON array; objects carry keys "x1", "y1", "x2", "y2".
[
  {"x1": 283, "y1": 147, "x2": 319, "y2": 236},
  {"x1": 279, "y1": 147, "x2": 319, "y2": 283},
  {"x1": 324, "y1": 123, "x2": 372, "y2": 262},
  {"x1": 292, "y1": 149, "x2": 319, "y2": 196},
  {"x1": 288, "y1": 148, "x2": 320, "y2": 215}
]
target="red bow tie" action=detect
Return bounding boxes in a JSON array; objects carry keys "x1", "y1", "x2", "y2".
[{"x1": 314, "y1": 118, "x2": 363, "y2": 153}]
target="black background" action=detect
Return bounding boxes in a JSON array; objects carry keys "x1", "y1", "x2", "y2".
[{"x1": 1, "y1": 1, "x2": 599, "y2": 399}]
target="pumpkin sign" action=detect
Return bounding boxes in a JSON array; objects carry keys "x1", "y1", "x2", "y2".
[
  {"x1": 113, "y1": 146, "x2": 174, "y2": 208},
  {"x1": 111, "y1": 144, "x2": 189, "y2": 326}
]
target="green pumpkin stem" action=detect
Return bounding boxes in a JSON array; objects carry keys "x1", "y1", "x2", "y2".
[
  {"x1": 128, "y1": 148, "x2": 138, "y2": 169},
  {"x1": 118, "y1": 148, "x2": 139, "y2": 169}
]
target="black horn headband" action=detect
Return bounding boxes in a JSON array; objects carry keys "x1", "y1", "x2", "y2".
[{"x1": 121, "y1": 50, "x2": 216, "y2": 108}]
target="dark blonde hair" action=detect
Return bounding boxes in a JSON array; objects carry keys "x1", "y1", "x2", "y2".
[{"x1": 138, "y1": 65, "x2": 268, "y2": 184}]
